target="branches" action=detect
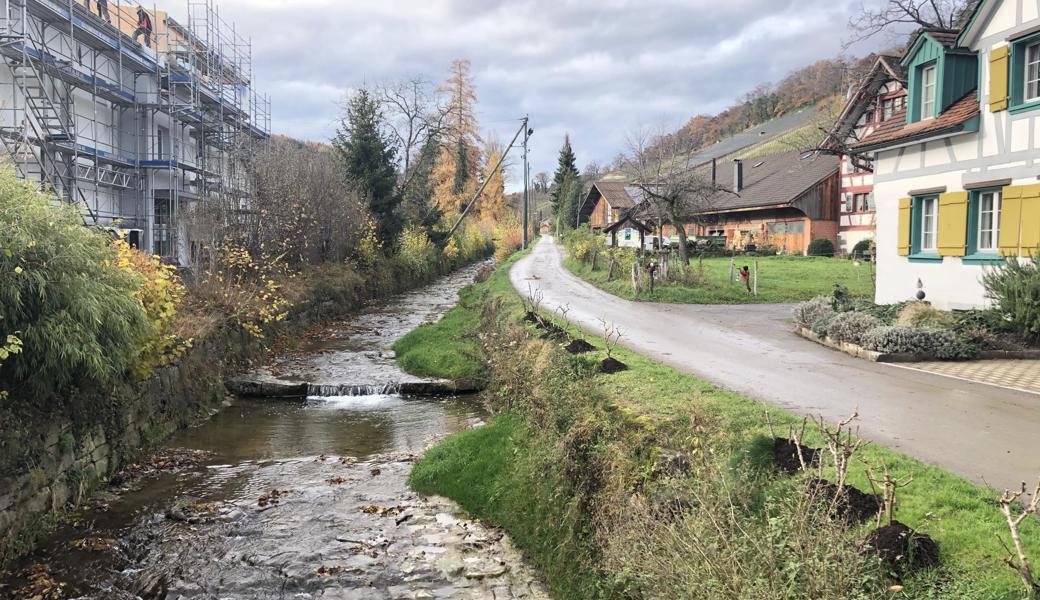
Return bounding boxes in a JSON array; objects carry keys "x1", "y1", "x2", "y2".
[
  {"x1": 814, "y1": 410, "x2": 868, "y2": 493},
  {"x1": 598, "y1": 318, "x2": 623, "y2": 360},
  {"x1": 845, "y1": 0, "x2": 973, "y2": 46},
  {"x1": 998, "y1": 479, "x2": 1040, "y2": 595},
  {"x1": 865, "y1": 459, "x2": 914, "y2": 528}
]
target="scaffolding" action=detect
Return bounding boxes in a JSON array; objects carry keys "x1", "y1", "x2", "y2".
[{"x1": 0, "y1": 0, "x2": 270, "y2": 260}]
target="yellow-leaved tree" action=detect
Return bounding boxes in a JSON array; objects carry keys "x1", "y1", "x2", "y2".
[{"x1": 112, "y1": 238, "x2": 191, "y2": 380}]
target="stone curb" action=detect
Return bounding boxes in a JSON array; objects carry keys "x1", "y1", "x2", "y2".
[{"x1": 795, "y1": 326, "x2": 1040, "y2": 363}]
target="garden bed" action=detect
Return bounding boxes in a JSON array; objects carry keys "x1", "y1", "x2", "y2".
[{"x1": 797, "y1": 325, "x2": 1040, "y2": 362}]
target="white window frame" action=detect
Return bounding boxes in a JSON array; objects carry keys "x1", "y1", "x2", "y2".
[
  {"x1": 1025, "y1": 41, "x2": 1040, "y2": 103},
  {"x1": 977, "y1": 191, "x2": 1002, "y2": 252},
  {"x1": 921, "y1": 65, "x2": 937, "y2": 119},
  {"x1": 920, "y1": 196, "x2": 938, "y2": 252}
]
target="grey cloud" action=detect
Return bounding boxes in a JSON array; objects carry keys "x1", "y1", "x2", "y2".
[{"x1": 199, "y1": 0, "x2": 890, "y2": 185}]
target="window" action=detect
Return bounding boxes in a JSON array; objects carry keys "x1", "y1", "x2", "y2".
[
  {"x1": 1026, "y1": 41, "x2": 1040, "y2": 102},
  {"x1": 920, "y1": 196, "x2": 938, "y2": 251},
  {"x1": 977, "y1": 191, "x2": 1001, "y2": 251},
  {"x1": 921, "y1": 65, "x2": 937, "y2": 118}
]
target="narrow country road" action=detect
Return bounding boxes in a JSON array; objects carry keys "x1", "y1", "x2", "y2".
[{"x1": 511, "y1": 236, "x2": 1040, "y2": 491}]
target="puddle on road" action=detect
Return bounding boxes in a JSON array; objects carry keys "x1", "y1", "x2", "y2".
[{"x1": 0, "y1": 262, "x2": 548, "y2": 599}]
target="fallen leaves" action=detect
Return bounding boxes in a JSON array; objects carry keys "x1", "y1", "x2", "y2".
[
  {"x1": 13, "y1": 564, "x2": 65, "y2": 599},
  {"x1": 325, "y1": 477, "x2": 349, "y2": 486},
  {"x1": 69, "y1": 537, "x2": 117, "y2": 551},
  {"x1": 360, "y1": 505, "x2": 406, "y2": 517},
  {"x1": 257, "y1": 489, "x2": 292, "y2": 508}
]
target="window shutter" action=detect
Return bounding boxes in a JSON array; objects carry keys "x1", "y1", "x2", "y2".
[
  {"x1": 937, "y1": 192, "x2": 969, "y2": 256},
  {"x1": 897, "y1": 197, "x2": 912, "y2": 256},
  {"x1": 1019, "y1": 184, "x2": 1040, "y2": 256},
  {"x1": 1000, "y1": 185, "x2": 1024, "y2": 256},
  {"x1": 990, "y1": 46, "x2": 1010, "y2": 112}
]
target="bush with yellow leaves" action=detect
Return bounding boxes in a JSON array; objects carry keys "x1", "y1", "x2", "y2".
[
  {"x1": 199, "y1": 242, "x2": 293, "y2": 339},
  {"x1": 112, "y1": 238, "x2": 191, "y2": 380}
]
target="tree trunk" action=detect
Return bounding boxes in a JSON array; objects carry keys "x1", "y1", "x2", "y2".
[
  {"x1": 669, "y1": 210, "x2": 691, "y2": 265},
  {"x1": 608, "y1": 257, "x2": 617, "y2": 281}
]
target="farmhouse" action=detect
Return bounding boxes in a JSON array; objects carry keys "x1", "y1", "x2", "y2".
[
  {"x1": 828, "y1": 54, "x2": 908, "y2": 255},
  {"x1": 632, "y1": 150, "x2": 841, "y2": 255},
  {"x1": 853, "y1": 0, "x2": 1040, "y2": 309},
  {"x1": 579, "y1": 181, "x2": 643, "y2": 231}
]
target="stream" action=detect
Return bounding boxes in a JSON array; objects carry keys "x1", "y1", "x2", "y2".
[{"x1": 0, "y1": 262, "x2": 548, "y2": 600}]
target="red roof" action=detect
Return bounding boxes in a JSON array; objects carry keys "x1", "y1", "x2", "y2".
[{"x1": 853, "y1": 90, "x2": 979, "y2": 150}]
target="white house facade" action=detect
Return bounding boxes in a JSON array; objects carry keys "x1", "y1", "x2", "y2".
[{"x1": 855, "y1": 1, "x2": 1040, "y2": 310}]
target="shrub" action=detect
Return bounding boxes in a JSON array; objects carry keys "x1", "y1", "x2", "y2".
[
  {"x1": 826, "y1": 311, "x2": 882, "y2": 345},
  {"x1": 793, "y1": 296, "x2": 835, "y2": 328},
  {"x1": 807, "y1": 238, "x2": 835, "y2": 257},
  {"x1": 982, "y1": 256, "x2": 1040, "y2": 340},
  {"x1": 862, "y1": 326, "x2": 977, "y2": 360},
  {"x1": 113, "y1": 239, "x2": 190, "y2": 380},
  {"x1": 897, "y1": 302, "x2": 954, "y2": 329},
  {"x1": 398, "y1": 225, "x2": 439, "y2": 278},
  {"x1": 850, "y1": 239, "x2": 874, "y2": 259},
  {"x1": 0, "y1": 169, "x2": 152, "y2": 394}
]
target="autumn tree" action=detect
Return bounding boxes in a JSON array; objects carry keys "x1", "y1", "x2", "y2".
[
  {"x1": 432, "y1": 59, "x2": 482, "y2": 214},
  {"x1": 334, "y1": 88, "x2": 401, "y2": 246},
  {"x1": 479, "y1": 138, "x2": 509, "y2": 221}
]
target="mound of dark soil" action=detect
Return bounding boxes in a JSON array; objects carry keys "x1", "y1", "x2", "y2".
[
  {"x1": 600, "y1": 357, "x2": 629, "y2": 374},
  {"x1": 864, "y1": 521, "x2": 940, "y2": 574},
  {"x1": 523, "y1": 311, "x2": 540, "y2": 324},
  {"x1": 808, "y1": 478, "x2": 882, "y2": 523},
  {"x1": 773, "y1": 438, "x2": 820, "y2": 474},
  {"x1": 565, "y1": 339, "x2": 596, "y2": 354}
]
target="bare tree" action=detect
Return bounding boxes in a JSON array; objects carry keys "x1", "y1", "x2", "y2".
[
  {"x1": 623, "y1": 128, "x2": 729, "y2": 265},
  {"x1": 378, "y1": 77, "x2": 449, "y2": 179},
  {"x1": 847, "y1": 0, "x2": 974, "y2": 46}
]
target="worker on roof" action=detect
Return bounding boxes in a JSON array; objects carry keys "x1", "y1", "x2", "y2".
[{"x1": 133, "y1": 6, "x2": 153, "y2": 48}]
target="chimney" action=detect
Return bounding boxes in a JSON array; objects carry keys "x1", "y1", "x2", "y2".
[
  {"x1": 710, "y1": 158, "x2": 717, "y2": 187},
  {"x1": 733, "y1": 159, "x2": 744, "y2": 193}
]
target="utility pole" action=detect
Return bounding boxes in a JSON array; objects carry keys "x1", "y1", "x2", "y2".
[
  {"x1": 447, "y1": 118, "x2": 529, "y2": 239},
  {"x1": 522, "y1": 116, "x2": 530, "y2": 249}
]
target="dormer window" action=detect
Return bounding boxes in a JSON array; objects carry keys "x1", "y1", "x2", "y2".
[
  {"x1": 921, "y1": 65, "x2": 937, "y2": 118},
  {"x1": 1026, "y1": 40, "x2": 1040, "y2": 102}
]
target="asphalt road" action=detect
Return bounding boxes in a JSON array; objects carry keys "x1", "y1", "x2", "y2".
[{"x1": 510, "y1": 236, "x2": 1040, "y2": 491}]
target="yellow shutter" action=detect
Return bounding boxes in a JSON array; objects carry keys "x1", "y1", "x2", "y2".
[
  {"x1": 1000, "y1": 186, "x2": 1024, "y2": 256},
  {"x1": 1018, "y1": 184, "x2": 1040, "y2": 256},
  {"x1": 897, "y1": 197, "x2": 912, "y2": 256},
  {"x1": 990, "y1": 46, "x2": 1010, "y2": 112},
  {"x1": 937, "y1": 192, "x2": 969, "y2": 256}
]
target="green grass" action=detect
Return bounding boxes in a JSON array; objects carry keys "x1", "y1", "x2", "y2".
[
  {"x1": 409, "y1": 249, "x2": 1038, "y2": 599},
  {"x1": 393, "y1": 251, "x2": 529, "y2": 381},
  {"x1": 565, "y1": 254, "x2": 876, "y2": 304}
]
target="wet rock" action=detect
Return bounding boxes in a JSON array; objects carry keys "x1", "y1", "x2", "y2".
[{"x1": 225, "y1": 371, "x2": 308, "y2": 397}]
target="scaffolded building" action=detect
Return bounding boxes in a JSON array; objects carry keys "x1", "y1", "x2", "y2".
[{"x1": 0, "y1": 0, "x2": 270, "y2": 262}]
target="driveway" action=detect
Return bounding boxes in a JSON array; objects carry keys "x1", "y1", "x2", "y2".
[{"x1": 510, "y1": 237, "x2": 1040, "y2": 491}]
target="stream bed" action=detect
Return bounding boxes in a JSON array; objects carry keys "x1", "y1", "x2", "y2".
[{"x1": 0, "y1": 262, "x2": 548, "y2": 599}]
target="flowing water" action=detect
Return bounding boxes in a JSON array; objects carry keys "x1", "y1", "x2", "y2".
[{"x1": 0, "y1": 262, "x2": 548, "y2": 600}]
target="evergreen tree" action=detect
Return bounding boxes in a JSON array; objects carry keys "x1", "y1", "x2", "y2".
[
  {"x1": 556, "y1": 170, "x2": 583, "y2": 231},
  {"x1": 333, "y1": 88, "x2": 401, "y2": 246},
  {"x1": 549, "y1": 135, "x2": 580, "y2": 221}
]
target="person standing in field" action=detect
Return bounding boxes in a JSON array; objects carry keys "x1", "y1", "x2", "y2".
[
  {"x1": 133, "y1": 6, "x2": 153, "y2": 48},
  {"x1": 740, "y1": 265, "x2": 752, "y2": 294}
]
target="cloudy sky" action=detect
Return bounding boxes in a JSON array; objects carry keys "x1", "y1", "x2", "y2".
[{"x1": 205, "y1": 0, "x2": 891, "y2": 187}]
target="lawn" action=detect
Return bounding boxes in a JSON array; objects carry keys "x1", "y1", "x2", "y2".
[
  {"x1": 565, "y1": 254, "x2": 876, "y2": 304},
  {"x1": 402, "y1": 250, "x2": 1038, "y2": 599}
]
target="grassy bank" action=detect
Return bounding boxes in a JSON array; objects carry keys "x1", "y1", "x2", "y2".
[
  {"x1": 565, "y1": 254, "x2": 876, "y2": 304},
  {"x1": 402, "y1": 252, "x2": 1039, "y2": 599}
]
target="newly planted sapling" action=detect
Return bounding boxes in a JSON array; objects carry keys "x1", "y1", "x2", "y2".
[{"x1": 997, "y1": 479, "x2": 1040, "y2": 596}]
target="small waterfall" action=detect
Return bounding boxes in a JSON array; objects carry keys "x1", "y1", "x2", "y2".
[{"x1": 307, "y1": 382, "x2": 403, "y2": 397}]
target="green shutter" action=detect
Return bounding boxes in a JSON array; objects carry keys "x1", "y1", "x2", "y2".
[
  {"x1": 990, "y1": 46, "x2": 1009, "y2": 112},
  {"x1": 938, "y1": 192, "x2": 969, "y2": 256},
  {"x1": 898, "y1": 198, "x2": 912, "y2": 256}
]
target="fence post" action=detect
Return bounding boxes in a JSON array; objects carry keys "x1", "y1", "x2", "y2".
[
  {"x1": 753, "y1": 260, "x2": 759, "y2": 296},
  {"x1": 729, "y1": 257, "x2": 735, "y2": 284}
]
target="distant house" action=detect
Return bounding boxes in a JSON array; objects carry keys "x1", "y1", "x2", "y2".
[
  {"x1": 579, "y1": 182, "x2": 642, "y2": 231},
  {"x1": 852, "y1": 1, "x2": 1040, "y2": 310},
  {"x1": 828, "y1": 55, "x2": 908, "y2": 255},
  {"x1": 633, "y1": 150, "x2": 841, "y2": 255}
]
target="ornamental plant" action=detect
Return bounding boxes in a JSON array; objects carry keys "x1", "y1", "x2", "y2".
[
  {"x1": 0, "y1": 168, "x2": 151, "y2": 395},
  {"x1": 982, "y1": 256, "x2": 1040, "y2": 340}
]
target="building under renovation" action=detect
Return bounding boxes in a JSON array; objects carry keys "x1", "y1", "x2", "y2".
[{"x1": 0, "y1": 0, "x2": 270, "y2": 263}]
